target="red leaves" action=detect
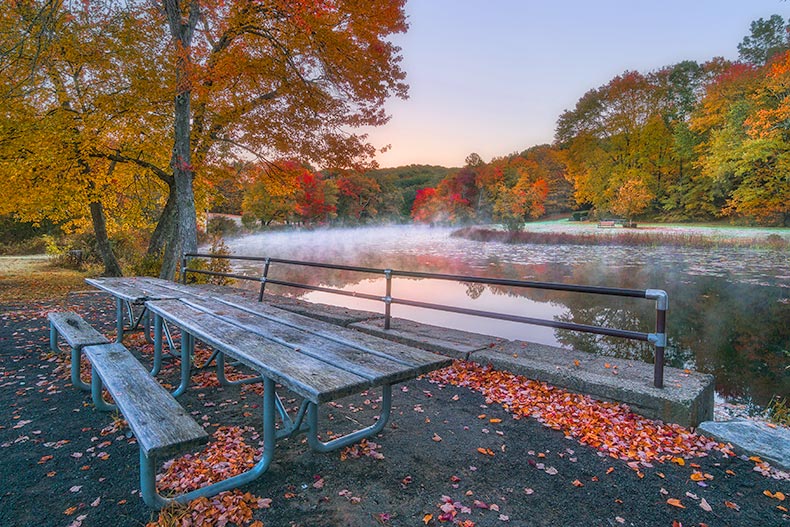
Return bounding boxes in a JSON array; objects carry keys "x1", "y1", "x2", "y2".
[{"x1": 429, "y1": 361, "x2": 732, "y2": 464}]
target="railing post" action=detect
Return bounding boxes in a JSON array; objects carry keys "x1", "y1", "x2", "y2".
[
  {"x1": 384, "y1": 269, "x2": 392, "y2": 330},
  {"x1": 181, "y1": 254, "x2": 188, "y2": 284},
  {"x1": 258, "y1": 258, "x2": 271, "y2": 302},
  {"x1": 646, "y1": 289, "x2": 668, "y2": 388}
]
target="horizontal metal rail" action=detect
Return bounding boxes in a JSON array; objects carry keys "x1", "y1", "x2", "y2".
[{"x1": 182, "y1": 252, "x2": 668, "y2": 388}]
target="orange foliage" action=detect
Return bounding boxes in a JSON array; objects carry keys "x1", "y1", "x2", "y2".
[{"x1": 429, "y1": 361, "x2": 734, "y2": 464}]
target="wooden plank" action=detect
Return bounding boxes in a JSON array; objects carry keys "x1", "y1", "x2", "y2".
[
  {"x1": 146, "y1": 300, "x2": 372, "y2": 403},
  {"x1": 86, "y1": 277, "x2": 184, "y2": 303},
  {"x1": 209, "y1": 294, "x2": 452, "y2": 372},
  {"x1": 179, "y1": 296, "x2": 435, "y2": 385},
  {"x1": 84, "y1": 343, "x2": 208, "y2": 459},
  {"x1": 48, "y1": 312, "x2": 109, "y2": 349}
]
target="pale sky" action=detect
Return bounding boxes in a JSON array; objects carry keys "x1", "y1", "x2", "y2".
[{"x1": 364, "y1": 0, "x2": 788, "y2": 168}]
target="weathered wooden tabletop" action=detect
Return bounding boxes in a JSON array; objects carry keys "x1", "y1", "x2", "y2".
[{"x1": 145, "y1": 294, "x2": 452, "y2": 404}]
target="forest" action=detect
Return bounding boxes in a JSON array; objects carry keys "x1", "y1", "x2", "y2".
[{"x1": 1, "y1": 5, "x2": 789, "y2": 277}]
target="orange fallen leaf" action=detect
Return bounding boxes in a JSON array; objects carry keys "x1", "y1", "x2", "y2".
[
  {"x1": 573, "y1": 359, "x2": 580, "y2": 367},
  {"x1": 423, "y1": 513, "x2": 433, "y2": 524},
  {"x1": 666, "y1": 498, "x2": 685, "y2": 509},
  {"x1": 778, "y1": 505, "x2": 788, "y2": 512},
  {"x1": 38, "y1": 455, "x2": 53, "y2": 464},
  {"x1": 724, "y1": 500, "x2": 740, "y2": 511},
  {"x1": 572, "y1": 479, "x2": 584, "y2": 487},
  {"x1": 764, "y1": 490, "x2": 786, "y2": 501},
  {"x1": 64, "y1": 506, "x2": 77, "y2": 515},
  {"x1": 606, "y1": 467, "x2": 615, "y2": 475},
  {"x1": 748, "y1": 456, "x2": 763, "y2": 463},
  {"x1": 432, "y1": 433, "x2": 442, "y2": 442},
  {"x1": 690, "y1": 471, "x2": 705, "y2": 481},
  {"x1": 489, "y1": 418, "x2": 502, "y2": 424},
  {"x1": 671, "y1": 457, "x2": 685, "y2": 466}
]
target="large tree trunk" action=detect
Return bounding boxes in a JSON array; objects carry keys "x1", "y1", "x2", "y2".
[
  {"x1": 161, "y1": 0, "x2": 200, "y2": 281},
  {"x1": 89, "y1": 201, "x2": 123, "y2": 277},
  {"x1": 148, "y1": 183, "x2": 180, "y2": 279}
]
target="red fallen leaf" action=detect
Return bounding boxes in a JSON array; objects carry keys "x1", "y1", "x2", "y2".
[
  {"x1": 672, "y1": 521, "x2": 682, "y2": 527},
  {"x1": 572, "y1": 479, "x2": 584, "y2": 487},
  {"x1": 473, "y1": 500, "x2": 489, "y2": 509},
  {"x1": 449, "y1": 475, "x2": 461, "y2": 482},
  {"x1": 724, "y1": 500, "x2": 740, "y2": 511},
  {"x1": 666, "y1": 498, "x2": 685, "y2": 509}
]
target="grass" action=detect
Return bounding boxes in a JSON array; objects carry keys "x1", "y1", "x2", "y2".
[
  {"x1": 0, "y1": 255, "x2": 93, "y2": 303},
  {"x1": 451, "y1": 227, "x2": 790, "y2": 250},
  {"x1": 766, "y1": 396, "x2": 790, "y2": 427}
]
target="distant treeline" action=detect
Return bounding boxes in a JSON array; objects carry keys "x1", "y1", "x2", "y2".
[{"x1": 217, "y1": 15, "x2": 790, "y2": 229}]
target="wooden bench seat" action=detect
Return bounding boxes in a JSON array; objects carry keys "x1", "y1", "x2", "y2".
[
  {"x1": 84, "y1": 342, "x2": 209, "y2": 508},
  {"x1": 84, "y1": 342, "x2": 209, "y2": 460},
  {"x1": 48, "y1": 312, "x2": 110, "y2": 390}
]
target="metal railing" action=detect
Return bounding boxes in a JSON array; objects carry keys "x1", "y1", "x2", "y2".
[{"x1": 182, "y1": 252, "x2": 669, "y2": 388}]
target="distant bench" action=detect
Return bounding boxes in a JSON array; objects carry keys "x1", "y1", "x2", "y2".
[{"x1": 597, "y1": 219, "x2": 623, "y2": 228}]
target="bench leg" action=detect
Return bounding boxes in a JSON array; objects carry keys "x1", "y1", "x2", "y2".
[
  {"x1": 49, "y1": 323, "x2": 58, "y2": 353},
  {"x1": 306, "y1": 384, "x2": 392, "y2": 453},
  {"x1": 171, "y1": 333, "x2": 193, "y2": 397},
  {"x1": 115, "y1": 298, "x2": 124, "y2": 343},
  {"x1": 70, "y1": 346, "x2": 90, "y2": 391},
  {"x1": 140, "y1": 376, "x2": 277, "y2": 510},
  {"x1": 90, "y1": 371, "x2": 117, "y2": 412},
  {"x1": 215, "y1": 352, "x2": 262, "y2": 386}
]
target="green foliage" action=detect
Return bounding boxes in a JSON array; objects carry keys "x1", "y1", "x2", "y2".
[
  {"x1": 765, "y1": 395, "x2": 790, "y2": 427},
  {"x1": 207, "y1": 216, "x2": 240, "y2": 237},
  {"x1": 738, "y1": 15, "x2": 790, "y2": 66},
  {"x1": 185, "y1": 237, "x2": 234, "y2": 286}
]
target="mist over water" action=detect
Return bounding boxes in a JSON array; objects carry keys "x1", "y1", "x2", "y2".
[{"x1": 225, "y1": 225, "x2": 790, "y2": 406}]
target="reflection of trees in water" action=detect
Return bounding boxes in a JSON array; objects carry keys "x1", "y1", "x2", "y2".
[{"x1": 230, "y1": 245, "x2": 788, "y2": 406}]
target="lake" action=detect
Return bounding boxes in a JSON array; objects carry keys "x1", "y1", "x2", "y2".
[{"x1": 224, "y1": 223, "x2": 790, "y2": 408}]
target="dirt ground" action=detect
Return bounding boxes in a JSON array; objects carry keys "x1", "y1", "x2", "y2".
[{"x1": 0, "y1": 270, "x2": 788, "y2": 526}]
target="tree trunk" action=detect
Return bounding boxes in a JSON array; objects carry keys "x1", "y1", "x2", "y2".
[
  {"x1": 89, "y1": 201, "x2": 123, "y2": 277},
  {"x1": 161, "y1": 0, "x2": 200, "y2": 281},
  {"x1": 148, "y1": 183, "x2": 180, "y2": 279}
]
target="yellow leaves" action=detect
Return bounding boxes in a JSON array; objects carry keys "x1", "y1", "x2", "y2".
[
  {"x1": 666, "y1": 498, "x2": 685, "y2": 509},
  {"x1": 764, "y1": 490, "x2": 786, "y2": 501},
  {"x1": 671, "y1": 457, "x2": 685, "y2": 466}
]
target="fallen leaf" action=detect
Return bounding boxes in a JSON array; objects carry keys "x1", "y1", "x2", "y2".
[
  {"x1": 700, "y1": 498, "x2": 712, "y2": 512},
  {"x1": 432, "y1": 433, "x2": 442, "y2": 442},
  {"x1": 422, "y1": 514, "x2": 433, "y2": 524},
  {"x1": 724, "y1": 500, "x2": 740, "y2": 511},
  {"x1": 667, "y1": 498, "x2": 685, "y2": 509},
  {"x1": 572, "y1": 479, "x2": 584, "y2": 487}
]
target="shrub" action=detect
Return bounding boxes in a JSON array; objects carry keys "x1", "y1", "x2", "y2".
[{"x1": 207, "y1": 216, "x2": 241, "y2": 237}]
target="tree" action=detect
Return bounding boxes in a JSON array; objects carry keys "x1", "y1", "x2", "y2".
[
  {"x1": 334, "y1": 172, "x2": 382, "y2": 222},
  {"x1": 610, "y1": 178, "x2": 653, "y2": 224},
  {"x1": 738, "y1": 15, "x2": 790, "y2": 66},
  {"x1": 1, "y1": 0, "x2": 410, "y2": 278}
]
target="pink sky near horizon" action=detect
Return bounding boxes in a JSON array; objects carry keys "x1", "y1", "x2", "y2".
[{"x1": 362, "y1": 0, "x2": 788, "y2": 169}]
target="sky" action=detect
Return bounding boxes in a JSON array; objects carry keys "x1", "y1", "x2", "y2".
[{"x1": 363, "y1": 0, "x2": 788, "y2": 168}]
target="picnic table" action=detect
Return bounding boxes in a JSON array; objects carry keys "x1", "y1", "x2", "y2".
[{"x1": 84, "y1": 277, "x2": 452, "y2": 508}]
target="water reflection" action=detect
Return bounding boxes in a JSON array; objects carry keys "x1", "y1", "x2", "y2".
[{"x1": 225, "y1": 225, "x2": 790, "y2": 406}]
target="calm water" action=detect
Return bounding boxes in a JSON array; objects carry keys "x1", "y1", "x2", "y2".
[{"x1": 224, "y1": 225, "x2": 790, "y2": 406}]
